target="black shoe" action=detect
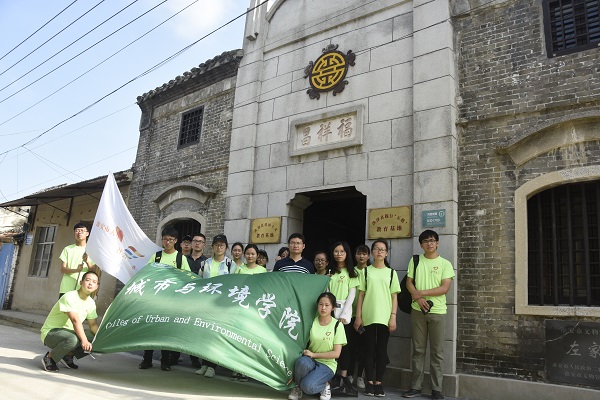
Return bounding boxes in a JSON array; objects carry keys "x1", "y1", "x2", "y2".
[
  {"x1": 431, "y1": 390, "x2": 444, "y2": 399},
  {"x1": 364, "y1": 383, "x2": 375, "y2": 396},
  {"x1": 138, "y1": 360, "x2": 153, "y2": 369},
  {"x1": 161, "y1": 364, "x2": 171, "y2": 371},
  {"x1": 42, "y1": 352, "x2": 59, "y2": 372},
  {"x1": 330, "y1": 374, "x2": 342, "y2": 390},
  {"x1": 60, "y1": 355, "x2": 79, "y2": 369},
  {"x1": 374, "y1": 384, "x2": 385, "y2": 397},
  {"x1": 402, "y1": 389, "x2": 421, "y2": 398}
]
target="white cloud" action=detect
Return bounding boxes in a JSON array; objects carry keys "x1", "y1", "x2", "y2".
[{"x1": 165, "y1": 0, "x2": 243, "y2": 40}]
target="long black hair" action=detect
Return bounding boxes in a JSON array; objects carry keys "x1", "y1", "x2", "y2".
[{"x1": 331, "y1": 241, "x2": 358, "y2": 278}]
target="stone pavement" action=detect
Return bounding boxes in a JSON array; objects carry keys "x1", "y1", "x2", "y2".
[{"x1": 0, "y1": 309, "x2": 462, "y2": 400}]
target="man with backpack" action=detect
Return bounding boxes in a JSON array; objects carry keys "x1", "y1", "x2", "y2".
[
  {"x1": 138, "y1": 226, "x2": 190, "y2": 371},
  {"x1": 403, "y1": 230, "x2": 455, "y2": 400}
]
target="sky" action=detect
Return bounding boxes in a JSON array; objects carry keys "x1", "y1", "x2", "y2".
[{"x1": 0, "y1": 0, "x2": 250, "y2": 202}]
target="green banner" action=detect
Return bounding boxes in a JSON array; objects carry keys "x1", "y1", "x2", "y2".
[{"x1": 92, "y1": 263, "x2": 330, "y2": 390}]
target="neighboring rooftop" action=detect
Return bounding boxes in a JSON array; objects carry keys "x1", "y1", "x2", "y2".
[{"x1": 136, "y1": 49, "x2": 243, "y2": 103}]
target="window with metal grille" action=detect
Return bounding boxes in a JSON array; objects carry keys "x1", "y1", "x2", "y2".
[
  {"x1": 172, "y1": 219, "x2": 201, "y2": 252},
  {"x1": 29, "y1": 225, "x2": 57, "y2": 277},
  {"x1": 543, "y1": 0, "x2": 600, "y2": 57},
  {"x1": 178, "y1": 106, "x2": 204, "y2": 148},
  {"x1": 527, "y1": 181, "x2": 600, "y2": 306}
]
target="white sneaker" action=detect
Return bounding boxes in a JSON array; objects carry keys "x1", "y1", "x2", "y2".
[
  {"x1": 320, "y1": 382, "x2": 331, "y2": 400},
  {"x1": 195, "y1": 365, "x2": 208, "y2": 375},
  {"x1": 288, "y1": 387, "x2": 303, "y2": 400},
  {"x1": 357, "y1": 377, "x2": 366, "y2": 389},
  {"x1": 204, "y1": 366, "x2": 215, "y2": 378}
]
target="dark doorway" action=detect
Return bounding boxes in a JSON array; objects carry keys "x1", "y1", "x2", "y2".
[
  {"x1": 302, "y1": 187, "x2": 366, "y2": 262},
  {"x1": 170, "y1": 219, "x2": 201, "y2": 252}
]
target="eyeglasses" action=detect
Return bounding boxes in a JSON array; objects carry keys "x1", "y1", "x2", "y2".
[
  {"x1": 372, "y1": 248, "x2": 387, "y2": 253},
  {"x1": 289, "y1": 241, "x2": 303, "y2": 246},
  {"x1": 213, "y1": 243, "x2": 226, "y2": 248},
  {"x1": 162, "y1": 238, "x2": 176, "y2": 243},
  {"x1": 421, "y1": 239, "x2": 438, "y2": 244},
  {"x1": 192, "y1": 240, "x2": 205, "y2": 243}
]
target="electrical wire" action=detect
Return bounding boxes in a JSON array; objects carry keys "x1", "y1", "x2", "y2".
[
  {"x1": 0, "y1": 0, "x2": 107, "y2": 77},
  {"x1": 0, "y1": 0, "x2": 79, "y2": 63},
  {"x1": 0, "y1": 0, "x2": 200, "y2": 127},
  {"x1": 0, "y1": 0, "x2": 140, "y2": 92},
  {"x1": 0, "y1": 0, "x2": 269, "y2": 158}
]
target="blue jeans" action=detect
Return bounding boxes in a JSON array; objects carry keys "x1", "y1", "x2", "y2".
[{"x1": 294, "y1": 356, "x2": 334, "y2": 394}]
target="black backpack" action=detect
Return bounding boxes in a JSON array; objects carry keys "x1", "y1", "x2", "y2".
[
  {"x1": 155, "y1": 251, "x2": 183, "y2": 269},
  {"x1": 398, "y1": 255, "x2": 420, "y2": 314}
]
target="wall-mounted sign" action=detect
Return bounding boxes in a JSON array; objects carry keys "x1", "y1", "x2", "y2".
[
  {"x1": 422, "y1": 209, "x2": 446, "y2": 228},
  {"x1": 304, "y1": 44, "x2": 355, "y2": 99},
  {"x1": 25, "y1": 232, "x2": 34, "y2": 245},
  {"x1": 250, "y1": 217, "x2": 281, "y2": 244},
  {"x1": 368, "y1": 206, "x2": 411, "y2": 239},
  {"x1": 545, "y1": 320, "x2": 600, "y2": 388},
  {"x1": 290, "y1": 106, "x2": 364, "y2": 157}
]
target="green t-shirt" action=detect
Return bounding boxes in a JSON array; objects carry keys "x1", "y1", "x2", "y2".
[
  {"x1": 329, "y1": 268, "x2": 359, "y2": 301},
  {"x1": 308, "y1": 317, "x2": 347, "y2": 373},
  {"x1": 357, "y1": 265, "x2": 400, "y2": 326},
  {"x1": 59, "y1": 244, "x2": 93, "y2": 294},
  {"x1": 352, "y1": 266, "x2": 366, "y2": 316},
  {"x1": 40, "y1": 290, "x2": 97, "y2": 343},
  {"x1": 236, "y1": 265, "x2": 267, "y2": 275},
  {"x1": 407, "y1": 254, "x2": 455, "y2": 314},
  {"x1": 148, "y1": 251, "x2": 191, "y2": 271}
]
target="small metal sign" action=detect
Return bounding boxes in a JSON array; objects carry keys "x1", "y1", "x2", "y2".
[
  {"x1": 250, "y1": 217, "x2": 281, "y2": 244},
  {"x1": 422, "y1": 209, "x2": 446, "y2": 228},
  {"x1": 545, "y1": 319, "x2": 600, "y2": 388},
  {"x1": 368, "y1": 206, "x2": 411, "y2": 239},
  {"x1": 25, "y1": 232, "x2": 34, "y2": 245}
]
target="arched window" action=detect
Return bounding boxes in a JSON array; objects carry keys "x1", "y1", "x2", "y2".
[{"x1": 527, "y1": 181, "x2": 600, "y2": 306}]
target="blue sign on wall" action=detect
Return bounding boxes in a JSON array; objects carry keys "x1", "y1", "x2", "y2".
[{"x1": 422, "y1": 209, "x2": 446, "y2": 228}]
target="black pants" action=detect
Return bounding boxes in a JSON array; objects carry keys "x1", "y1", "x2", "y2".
[
  {"x1": 337, "y1": 323, "x2": 355, "y2": 371},
  {"x1": 363, "y1": 323, "x2": 390, "y2": 382},
  {"x1": 347, "y1": 317, "x2": 365, "y2": 377},
  {"x1": 143, "y1": 349, "x2": 172, "y2": 366}
]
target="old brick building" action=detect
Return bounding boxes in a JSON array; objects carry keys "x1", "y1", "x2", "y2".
[
  {"x1": 455, "y1": 0, "x2": 600, "y2": 398},
  {"x1": 129, "y1": 50, "x2": 242, "y2": 243}
]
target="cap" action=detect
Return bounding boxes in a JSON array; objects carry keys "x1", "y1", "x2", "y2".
[
  {"x1": 212, "y1": 234, "x2": 228, "y2": 246},
  {"x1": 181, "y1": 235, "x2": 192, "y2": 242}
]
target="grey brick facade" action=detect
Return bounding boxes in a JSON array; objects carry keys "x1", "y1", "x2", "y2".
[
  {"x1": 129, "y1": 50, "x2": 242, "y2": 248},
  {"x1": 455, "y1": 0, "x2": 600, "y2": 389}
]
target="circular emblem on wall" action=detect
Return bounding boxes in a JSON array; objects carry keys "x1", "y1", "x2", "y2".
[{"x1": 304, "y1": 44, "x2": 355, "y2": 100}]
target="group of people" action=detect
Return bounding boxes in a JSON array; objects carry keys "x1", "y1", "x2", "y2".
[{"x1": 39, "y1": 223, "x2": 454, "y2": 400}]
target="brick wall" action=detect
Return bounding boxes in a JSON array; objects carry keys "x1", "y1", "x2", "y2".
[
  {"x1": 129, "y1": 52, "x2": 241, "y2": 252},
  {"x1": 455, "y1": 0, "x2": 600, "y2": 382}
]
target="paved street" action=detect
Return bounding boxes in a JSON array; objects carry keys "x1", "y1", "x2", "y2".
[{"x1": 0, "y1": 318, "x2": 440, "y2": 400}]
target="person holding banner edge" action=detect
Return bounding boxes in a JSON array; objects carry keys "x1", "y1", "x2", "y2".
[
  {"x1": 289, "y1": 292, "x2": 347, "y2": 400},
  {"x1": 59, "y1": 222, "x2": 99, "y2": 298},
  {"x1": 41, "y1": 270, "x2": 100, "y2": 372}
]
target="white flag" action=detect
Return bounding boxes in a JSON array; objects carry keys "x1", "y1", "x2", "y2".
[{"x1": 86, "y1": 173, "x2": 162, "y2": 284}]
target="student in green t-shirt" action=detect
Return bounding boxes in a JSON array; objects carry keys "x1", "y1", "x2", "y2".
[
  {"x1": 403, "y1": 230, "x2": 455, "y2": 400},
  {"x1": 353, "y1": 239, "x2": 400, "y2": 398},
  {"x1": 288, "y1": 292, "x2": 346, "y2": 400},
  {"x1": 40, "y1": 271, "x2": 99, "y2": 372},
  {"x1": 235, "y1": 244, "x2": 267, "y2": 275},
  {"x1": 328, "y1": 241, "x2": 359, "y2": 392}
]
